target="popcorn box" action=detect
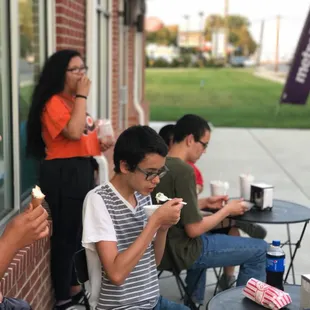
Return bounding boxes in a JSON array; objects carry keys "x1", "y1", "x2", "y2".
[{"x1": 243, "y1": 278, "x2": 292, "y2": 309}]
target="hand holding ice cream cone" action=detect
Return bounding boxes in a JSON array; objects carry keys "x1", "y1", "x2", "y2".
[{"x1": 31, "y1": 185, "x2": 45, "y2": 208}]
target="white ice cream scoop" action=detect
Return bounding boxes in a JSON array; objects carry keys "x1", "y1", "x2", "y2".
[{"x1": 155, "y1": 192, "x2": 187, "y2": 205}]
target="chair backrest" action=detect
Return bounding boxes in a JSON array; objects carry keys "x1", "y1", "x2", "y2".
[{"x1": 73, "y1": 248, "x2": 89, "y2": 284}]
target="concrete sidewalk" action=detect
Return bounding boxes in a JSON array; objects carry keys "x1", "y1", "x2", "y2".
[
  {"x1": 254, "y1": 67, "x2": 286, "y2": 84},
  {"x1": 151, "y1": 122, "x2": 310, "y2": 307}
]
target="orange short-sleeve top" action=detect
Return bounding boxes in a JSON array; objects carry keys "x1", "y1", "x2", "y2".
[{"x1": 41, "y1": 94, "x2": 101, "y2": 160}]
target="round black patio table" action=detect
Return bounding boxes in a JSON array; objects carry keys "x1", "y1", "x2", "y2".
[
  {"x1": 233, "y1": 199, "x2": 310, "y2": 224},
  {"x1": 208, "y1": 285, "x2": 300, "y2": 310},
  {"x1": 232, "y1": 199, "x2": 310, "y2": 284}
]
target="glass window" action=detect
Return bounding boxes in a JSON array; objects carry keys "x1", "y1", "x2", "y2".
[
  {"x1": 19, "y1": 0, "x2": 46, "y2": 200},
  {"x1": 0, "y1": 0, "x2": 14, "y2": 216}
]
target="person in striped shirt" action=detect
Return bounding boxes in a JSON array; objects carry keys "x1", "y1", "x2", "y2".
[{"x1": 82, "y1": 125, "x2": 190, "y2": 310}]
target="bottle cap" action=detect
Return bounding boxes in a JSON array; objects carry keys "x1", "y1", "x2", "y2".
[{"x1": 272, "y1": 240, "x2": 281, "y2": 246}]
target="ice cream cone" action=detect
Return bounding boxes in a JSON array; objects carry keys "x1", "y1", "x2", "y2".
[{"x1": 31, "y1": 185, "x2": 45, "y2": 208}]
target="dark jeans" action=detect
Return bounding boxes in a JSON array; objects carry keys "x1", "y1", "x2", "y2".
[
  {"x1": 40, "y1": 157, "x2": 95, "y2": 301},
  {"x1": 153, "y1": 296, "x2": 190, "y2": 310},
  {"x1": 0, "y1": 298, "x2": 31, "y2": 309},
  {"x1": 186, "y1": 233, "x2": 268, "y2": 304}
]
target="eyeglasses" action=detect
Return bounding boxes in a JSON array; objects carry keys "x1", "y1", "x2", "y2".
[
  {"x1": 136, "y1": 165, "x2": 169, "y2": 181},
  {"x1": 198, "y1": 140, "x2": 209, "y2": 149},
  {"x1": 67, "y1": 66, "x2": 88, "y2": 74}
]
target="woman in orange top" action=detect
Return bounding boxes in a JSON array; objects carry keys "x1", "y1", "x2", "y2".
[{"x1": 26, "y1": 50, "x2": 113, "y2": 310}]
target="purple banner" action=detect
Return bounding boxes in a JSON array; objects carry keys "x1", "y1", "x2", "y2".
[{"x1": 280, "y1": 8, "x2": 310, "y2": 104}]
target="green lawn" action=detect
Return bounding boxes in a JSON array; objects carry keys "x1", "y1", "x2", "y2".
[{"x1": 146, "y1": 68, "x2": 310, "y2": 128}]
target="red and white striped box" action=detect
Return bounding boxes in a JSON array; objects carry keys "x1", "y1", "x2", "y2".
[{"x1": 243, "y1": 278, "x2": 292, "y2": 309}]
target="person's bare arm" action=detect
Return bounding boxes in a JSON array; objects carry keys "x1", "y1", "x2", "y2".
[
  {"x1": 0, "y1": 205, "x2": 49, "y2": 279},
  {"x1": 96, "y1": 199, "x2": 182, "y2": 286},
  {"x1": 96, "y1": 218, "x2": 160, "y2": 286},
  {"x1": 152, "y1": 227, "x2": 169, "y2": 266},
  {"x1": 62, "y1": 76, "x2": 91, "y2": 140},
  {"x1": 62, "y1": 98, "x2": 87, "y2": 140},
  {"x1": 198, "y1": 197, "x2": 209, "y2": 210},
  {"x1": 185, "y1": 208, "x2": 230, "y2": 238},
  {"x1": 185, "y1": 200, "x2": 247, "y2": 238},
  {"x1": 99, "y1": 136, "x2": 115, "y2": 153},
  {"x1": 198, "y1": 196, "x2": 228, "y2": 210},
  {"x1": 196, "y1": 184, "x2": 203, "y2": 195}
]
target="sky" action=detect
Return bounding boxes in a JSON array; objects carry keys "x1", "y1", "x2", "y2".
[{"x1": 146, "y1": 0, "x2": 310, "y2": 61}]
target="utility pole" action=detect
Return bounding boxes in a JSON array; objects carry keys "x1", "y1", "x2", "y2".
[
  {"x1": 184, "y1": 15, "x2": 190, "y2": 49},
  {"x1": 224, "y1": 0, "x2": 229, "y2": 63},
  {"x1": 256, "y1": 19, "x2": 265, "y2": 67},
  {"x1": 275, "y1": 15, "x2": 281, "y2": 72},
  {"x1": 198, "y1": 11, "x2": 204, "y2": 52}
]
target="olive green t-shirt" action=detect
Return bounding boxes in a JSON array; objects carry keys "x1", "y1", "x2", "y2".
[{"x1": 151, "y1": 157, "x2": 203, "y2": 271}]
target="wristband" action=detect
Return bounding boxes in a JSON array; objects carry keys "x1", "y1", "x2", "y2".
[{"x1": 76, "y1": 94, "x2": 87, "y2": 100}]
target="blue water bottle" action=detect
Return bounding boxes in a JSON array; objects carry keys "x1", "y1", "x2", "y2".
[{"x1": 266, "y1": 240, "x2": 285, "y2": 290}]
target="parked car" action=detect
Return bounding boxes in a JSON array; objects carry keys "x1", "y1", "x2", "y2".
[
  {"x1": 230, "y1": 56, "x2": 256, "y2": 67},
  {"x1": 230, "y1": 55, "x2": 247, "y2": 67}
]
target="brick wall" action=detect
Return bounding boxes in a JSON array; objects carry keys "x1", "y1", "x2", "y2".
[
  {"x1": 55, "y1": 0, "x2": 86, "y2": 56},
  {"x1": 0, "y1": 227, "x2": 53, "y2": 310}
]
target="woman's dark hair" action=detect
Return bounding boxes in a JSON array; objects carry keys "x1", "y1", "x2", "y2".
[
  {"x1": 158, "y1": 124, "x2": 175, "y2": 147},
  {"x1": 26, "y1": 49, "x2": 82, "y2": 159},
  {"x1": 114, "y1": 125, "x2": 168, "y2": 173}
]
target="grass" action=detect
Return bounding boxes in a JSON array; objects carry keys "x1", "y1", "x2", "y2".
[{"x1": 146, "y1": 68, "x2": 310, "y2": 128}]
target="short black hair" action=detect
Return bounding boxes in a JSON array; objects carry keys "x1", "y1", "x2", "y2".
[
  {"x1": 158, "y1": 124, "x2": 175, "y2": 147},
  {"x1": 173, "y1": 114, "x2": 211, "y2": 143},
  {"x1": 114, "y1": 125, "x2": 168, "y2": 173}
]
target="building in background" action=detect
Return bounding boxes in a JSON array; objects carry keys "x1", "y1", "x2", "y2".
[
  {"x1": 146, "y1": 43, "x2": 180, "y2": 62},
  {"x1": 0, "y1": 0, "x2": 147, "y2": 309}
]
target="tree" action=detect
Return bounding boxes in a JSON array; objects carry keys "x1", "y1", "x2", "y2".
[
  {"x1": 204, "y1": 14, "x2": 257, "y2": 55},
  {"x1": 146, "y1": 25, "x2": 178, "y2": 46},
  {"x1": 19, "y1": 0, "x2": 34, "y2": 57}
]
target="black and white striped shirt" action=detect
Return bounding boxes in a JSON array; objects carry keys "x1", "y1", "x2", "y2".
[{"x1": 85, "y1": 183, "x2": 159, "y2": 310}]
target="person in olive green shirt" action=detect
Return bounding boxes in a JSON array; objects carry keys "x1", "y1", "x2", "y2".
[{"x1": 152, "y1": 114, "x2": 267, "y2": 306}]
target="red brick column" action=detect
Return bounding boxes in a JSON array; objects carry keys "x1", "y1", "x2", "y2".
[{"x1": 55, "y1": 0, "x2": 86, "y2": 56}]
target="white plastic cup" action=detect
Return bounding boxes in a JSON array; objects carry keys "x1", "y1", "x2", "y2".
[
  {"x1": 210, "y1": 180, "x2": 229, "y2": 196},
  {"x1": 239, "y1": 174, "x2": 255, "y2": 201},
  {"x1": 97, "y1": 119, "x2": 114, "y2": 139},
  {"x1": 143, "y1": 205, "x2": 161, "y2": 219}
]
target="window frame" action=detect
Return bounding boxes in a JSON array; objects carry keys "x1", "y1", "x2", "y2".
[
  {"x1": 0, "y1": 0, "x2": 15, "y2": 225},
  {"x1": 10, "y1": 0, "x2": 21, "y2": 213},
  {"x1": 0, "y1": 0, "x2": 50, "y2": 228},
  {"x1": 18, "y1": 0, "x2": 48, "y2": 202},
  {"x1": 86, "y1": 0, "x2": 112, "y2": 121}
]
